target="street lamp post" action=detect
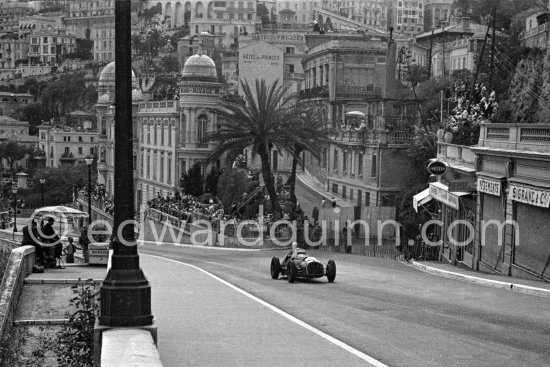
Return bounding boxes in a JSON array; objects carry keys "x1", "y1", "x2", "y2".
[
  {"x1": 85, "y1": 157, "x2": 93, "y2": 225},
  {"x1": 99, "y1": 0, "x2": 153, "y2": 328},
  {"x1": 39, "y1": 178, "x2": 45, "y2": 207}
]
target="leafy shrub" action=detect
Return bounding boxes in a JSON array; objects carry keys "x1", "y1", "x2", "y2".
[{"x1": 50, "y1": 279, "x2": 98, "y2": 367}]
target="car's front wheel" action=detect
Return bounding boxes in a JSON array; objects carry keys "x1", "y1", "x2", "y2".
[
  {"x1": 270, "y1": 257, "x2": 280, "y2": 279},
  {"x1": 326, "y1": 260, "x2": 336, "y2": 283},
  {"x1": 288, "y1": 261, "x2": 296, "y2": 283}
]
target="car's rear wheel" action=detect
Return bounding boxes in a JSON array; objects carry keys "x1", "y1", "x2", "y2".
[
  {"x1": 288, "y1": 261, "x2": 296, "y2": 283},
  {"x1": 326, "y1": 260, "x2": 336, "y2": 283},
  {"x1": 270, "y1": 257, "x2": 280, "y2": 279}
]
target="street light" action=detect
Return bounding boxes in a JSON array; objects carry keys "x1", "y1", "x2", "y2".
[
  {"x1": 39, "y1": 178, "x2": 45, "y2": 207},
  {"x1": 12, "y1": 185, "x2": 18, "y2": 234},
  {"x1": 99, "y1": 0, "x2": 153, "y2": 328},
  {"x1": 85, "y1": 156, "x2": 94, "y2": 226}
]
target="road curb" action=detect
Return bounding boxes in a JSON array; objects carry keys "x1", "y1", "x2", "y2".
[
  {"x1": 138, "y1": 240, "x2": 290, "y2": 252},
  {"x1": 24, "y1": 278, "x2": 103, "y2": 285},
  {"x1": 406, "y1": 260, "x2": 550, "y2": 299}
]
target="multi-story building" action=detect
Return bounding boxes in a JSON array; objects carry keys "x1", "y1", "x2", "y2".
[
  {"x1": 296, "y1": 33, "x2": 417, "y2": 232},
  {"x1": 416, "y1": 17, "x2": 506, "y2": 78},
  {"x1": 64, "y1": 0, "x2": 115, "y2": 62},
  {"x1": 388, "y1": 0, "x2": 425, "y2": 37},
  {"x1": 137, "y1": 52, "x2": 225, "y2": 204},
  {"x1": 37, "y1": 123, "x2": 98, "y2": 168},
  {"x1": 359, "y1": 0, "x2": 389, "y2": 30},
  {"x1": 95, "y1": 61, "x2": 142, "y2": 195},
  {"x1": 0, "y1": 116, "x2": 38, "y2": 173},
  {"x1": 519, "y1": 7, "x2": 550, "y2": 49},
  {"x1": 176, "y1": 33, "x2": 224, "y2": 67},
  {"x1": 27, "y1": 28, "x2": 76, "y2": 65},
  {"x1": 0, "y1": 115, "x2": 29, "y2": 135},
  {"x1": 319, "y1": 0, "x2": 388, "y2": 31},
  {"x1": 92, "y1": 21, "x2": 115, "y2": 62},
  {"x1": 420, "y1": 122, "x2": 550, "y2": 282},
  {"x1": 0, "y1": 92, "x2": 33, "y2": 118},
  {"x1": 272, "y1": 0, "x2": 317, "y2": 29},
  {"x1": 0, "y1": 2, "x2": 32, "y2": 33},
  {"x1": 18, "y1": 15, "x2": 58, "y2": 32},
  {"x1": 0, "y1": 33, "x2": 29, "y2": 69},
  {"x1": 144, "y1": 0, "x2": 259, "y2": 48},
  {"x1": 239, "y1": 32, "x2": 308, "y2": 95},
  {"x1": 423, "y1": 0, "x2": 453, "y2": 31}
]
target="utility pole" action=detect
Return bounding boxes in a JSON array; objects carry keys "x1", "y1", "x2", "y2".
[
  {"x1": 472, "y1": 6, "x2": 496, "y2": 92},
  {"x1": 441, "y1": 27, "x2": 445, "y2": 77},
  {"x1": 489, "y1": 1, "x2": 498, "y2": 90},
  {"x1": 427, "y1": 28, "x2": 434, "y2": 79}
]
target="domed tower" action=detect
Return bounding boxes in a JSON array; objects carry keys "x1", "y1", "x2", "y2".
[
  {"x1": 172, "y1": 52, "x2": 222, "y2": 195},
  {"x1": 178, "y1": 51, "x2": 221, "y2": 103},
  {"x1": 95, "y1": 62, "x2": 142, "y2": 197},
  {"x1": 97, "y1": 61, "x2": 140, "y2": 104}
]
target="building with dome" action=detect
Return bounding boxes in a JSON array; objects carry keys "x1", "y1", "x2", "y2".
[
  {"x1": 136, "y1": 51, "x2": 226, "y2": 204},
  {"x1": 95, "y1": 61, "x2": 143, "y2": 197}
]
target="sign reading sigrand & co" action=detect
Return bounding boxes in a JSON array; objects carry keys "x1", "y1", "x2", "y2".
[{"x1": 508, "y1": 184, "x2": 550, "y2": 208}]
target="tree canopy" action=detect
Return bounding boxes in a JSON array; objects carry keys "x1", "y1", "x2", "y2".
[
  {"x1": 0, "y1": 141, "x2": 32, "y2": 173},
  {"x1": 203, "y1": 79, "x2": 302, "y2": 213}
]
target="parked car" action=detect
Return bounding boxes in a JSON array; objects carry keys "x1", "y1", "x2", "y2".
[{"x1": 270, "y1": 248, "x2": 336, "y2": 283}]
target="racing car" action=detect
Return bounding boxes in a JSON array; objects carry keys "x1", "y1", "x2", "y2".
[{"x1": 270, "y1": 248, "x2": 336, "y2": 283}]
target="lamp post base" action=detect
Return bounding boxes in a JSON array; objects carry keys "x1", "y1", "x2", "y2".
[{"x1": 98, "y1": 254, "x2": 153, "y2": 327}]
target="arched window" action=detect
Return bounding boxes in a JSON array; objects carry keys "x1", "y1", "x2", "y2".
[{"x1": 197, "y1": 114, "x2": 207, "y2": 147}]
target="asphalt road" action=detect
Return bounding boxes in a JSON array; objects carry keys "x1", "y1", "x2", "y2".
[{"x1": 140, "y1": 243, "x2": 550, "y2": 367}]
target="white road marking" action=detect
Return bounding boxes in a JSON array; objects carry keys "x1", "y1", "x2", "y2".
[{"x1": 143, "y1": 254, "x2": 389, "y2": 367}]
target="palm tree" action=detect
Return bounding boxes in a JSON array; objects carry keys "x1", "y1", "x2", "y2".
[
  {"x1": 147, "y1": 28, "x2": 164, "y2": 57},
  {"x1": 283, "y1": 106, "x2": 330, "y2": 204},
  {"x1": 131, "y1": 34, "x2": 143, "y2": 55},
  {"x1": 202, "y1": 79, "x2": 298, "y2": 214}
]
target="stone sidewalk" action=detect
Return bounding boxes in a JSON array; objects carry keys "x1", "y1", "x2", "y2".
[{"x1": 406, "y1": 259, "x2": 550, "y2": 298}]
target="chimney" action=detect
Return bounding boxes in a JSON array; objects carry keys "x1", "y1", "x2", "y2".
[{"x1": 462, "y1": 17, "x2": 471, "y2": 30}]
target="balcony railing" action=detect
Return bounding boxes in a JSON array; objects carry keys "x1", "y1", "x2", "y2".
[
  {"x1": 478, "y1": 123, "x2": 550, "y2": 153},
  {"x1": 332, "y1": 130, "x2": 412, "y2": 145},
  {"x1": 520, "y1": 22, "x2": 550, "y2": 40},
  {"x1": 335, "y1": 85, "x2": 382, "y2": 98},
  {"x1": 298, "y1": 86, "x2": 328, "y2": 99}
]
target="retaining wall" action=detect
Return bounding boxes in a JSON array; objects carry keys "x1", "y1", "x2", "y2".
[{"x1": 0, "y1": 245, "x2": 35, "y2": 341}]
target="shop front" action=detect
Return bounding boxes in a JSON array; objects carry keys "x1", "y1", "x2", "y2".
[
  {"x1": 476, "y1": 174, "x2": 506, "y2": 274},
  {"x1": 508, "y1": 181, "x2": 550, "y2": 281},
  {"x1": 429, "y1": 181, "x2": 476, "y2": 267}
]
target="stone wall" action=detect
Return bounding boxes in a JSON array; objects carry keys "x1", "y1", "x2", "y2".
[{"x1": 0, "y1": 245, "x2": 36, "y2": 341}]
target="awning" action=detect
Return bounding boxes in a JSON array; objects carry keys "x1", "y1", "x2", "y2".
[
  {"x1": 413, "y1": 188, "x2": 432, "y2": 213},
  {"x1": 429, "y1": 181, "x2": 471, "y2": 210}
]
